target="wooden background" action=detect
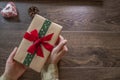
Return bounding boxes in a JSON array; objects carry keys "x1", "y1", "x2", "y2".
[{"x1": 0, "y1": 0, "x2": 120, "y2": 80}]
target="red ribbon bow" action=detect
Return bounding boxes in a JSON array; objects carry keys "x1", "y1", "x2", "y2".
[{"x1": 24, "y1": 29, "x2": 54, "y2": 57}]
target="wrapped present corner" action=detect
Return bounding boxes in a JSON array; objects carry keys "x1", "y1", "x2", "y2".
[{"x1": 14, "y1": 14, "x2": 62, "y2": 72}]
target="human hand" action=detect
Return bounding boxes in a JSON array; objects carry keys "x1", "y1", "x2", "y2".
[
  {"x1": 3, "y1": 47, "x2": 27, "y2": 80},
  {"x1": 47, "y1": 35, "x2": 68, "y2": 64}
]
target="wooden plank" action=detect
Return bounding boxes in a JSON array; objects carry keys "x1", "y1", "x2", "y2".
[
  {"x1": 60, "y1": 31, "x2": 120, "y2": 67},
  {"x1": 0, "y1": 1, "x2": 120, "y2": 31},
  {"x1": 104, "y1": 0, "x2": 120, "y2": 17},
  {"x1": 0, "y1": 31, "x2": 120, "y2": 73},
  {"x1": 59, "y1": 67, "x2": 120, "y2": 80},
  {"x1": 1, "y1": 0, "x2": 103, "y2": 3},
  {"x1": 20, "y1": 67, "x2": 120, "y2": 80},
  {"x1": 2, "y1": 67, "x2": 120, "y2": 80}
]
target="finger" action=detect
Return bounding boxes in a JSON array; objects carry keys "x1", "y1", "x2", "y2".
[
  {"x1": 57, "y1": 45, "x2": 68, "y2": 58},
  {"x1": 53, "y1": 39, "x2": 67, "y2": 54},
  {"x1": 55, "y1": 37, "x2": 60, "y2": 45},
  {"x1": 59, "y1": 35, "x2": 64, "y2": 42},
  {"x1": 7, "y1": 47, "x2": 17, "y2": 62},
  {"x1": 55, "y1": 46, "x2": 68, "y2": 63},
  {"x1": 57, "y1": 36, "x2": 66, "y2": 53},
  {"x1": 55, "y1": 35, "x2": 64, "y2": 45}
]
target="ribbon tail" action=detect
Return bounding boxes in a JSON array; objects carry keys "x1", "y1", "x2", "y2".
[
  {"x1": 42, "y1": 42, "x2": 54, "y2": 52},
  {"x1": 37, "y1": 46, "x2": 44, "y2": 57}
]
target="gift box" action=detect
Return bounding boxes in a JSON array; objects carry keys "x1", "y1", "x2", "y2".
[{"x1": 14, "y1": 14, "x2": 62, "y2": 72}]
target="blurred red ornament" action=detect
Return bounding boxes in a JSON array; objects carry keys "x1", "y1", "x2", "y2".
[{"x1": 1, "y1": 2, "x2": 18, "y2": 18}]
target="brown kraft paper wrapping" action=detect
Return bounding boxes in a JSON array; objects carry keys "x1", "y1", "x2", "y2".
[{"x1": 14, "y1": 14, "x2": 62, "y2": 72}]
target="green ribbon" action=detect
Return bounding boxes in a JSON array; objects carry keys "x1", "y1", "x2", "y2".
[{"x1": 23, "y1": 20, "x2": 51, "y2": 66}]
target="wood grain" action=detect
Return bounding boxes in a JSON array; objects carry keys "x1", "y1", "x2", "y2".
[
  {"x1": 59, "y1": 67, "x2": 120, "y2": 80},
  {"x1": 0, "y1": 1, "x2": 120, "y2": 31},
  {"x1": 60, "y1": 31, "x2": 120, "y2": 67},
  {"x1": 0, "y1": 0, "x2": 120, "y2": 80},
  {"x1": 0, "y1": 31, "x2": 120, "y2": 71}
]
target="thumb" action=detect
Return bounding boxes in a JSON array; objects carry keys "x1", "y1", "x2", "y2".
[{"x1": 7, "y1": 47, "x2": 17, "y2": 62}]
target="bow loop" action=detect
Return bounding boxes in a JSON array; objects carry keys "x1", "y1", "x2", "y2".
[
  {"x1": 24, "y1": 29, "x2": 39, "y2": 42},
  {"x1": 30, "y1": 29, "x2": 39, "y2": 41},
  {"x1": 24, "y1": 29, "x2": 54, "y2": 57}
]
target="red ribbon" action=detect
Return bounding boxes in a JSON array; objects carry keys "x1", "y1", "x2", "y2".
[{"x1": 24, "y1": 29, "x2": 54, "y2": 57}]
